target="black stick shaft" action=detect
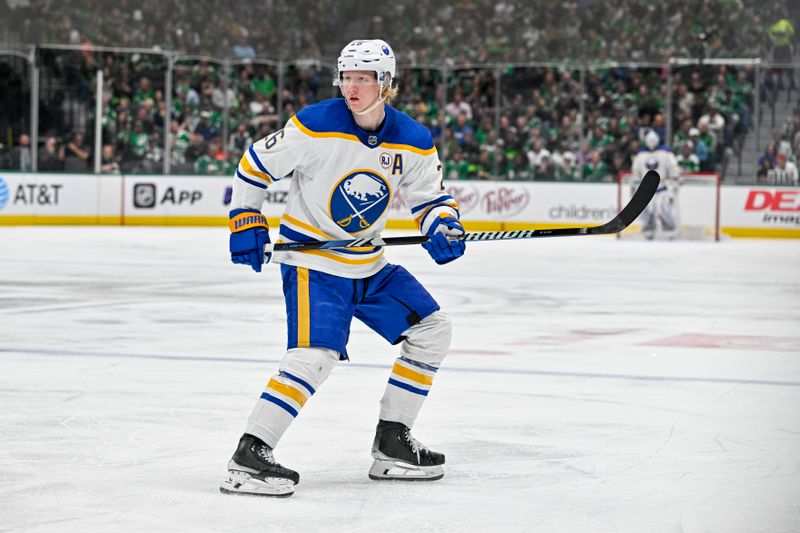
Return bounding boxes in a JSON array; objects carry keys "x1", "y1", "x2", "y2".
[{"x1": 265, "y1": 171, "x2": 660, "y2": 253}]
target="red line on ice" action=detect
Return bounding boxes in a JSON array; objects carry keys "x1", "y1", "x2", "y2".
[{"x1": 642, "y1": 333, "x2": 800, "y2": 352}]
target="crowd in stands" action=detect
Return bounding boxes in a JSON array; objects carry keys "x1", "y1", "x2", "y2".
[
  {"x1": 396, "y1": 63, "x2": 762, "y2": 182},
  {"x1": 1, "y1": 52, "x2": 794, "y2": 183},
  {"x1": 0, "y1": 1, "x2": 796, "y2": 183},
  {"x1": 3, "y1": 0, "x2": 334, "y2": 60},
  {"x1": 3, "y1": 0, "x2": 792, "y2": 63},
  {"x1": 0, "y1": 50, "x2": 338, "y2": 175},
  {"x1": 167, "y1": 59, "x2": 335, "y2": 174},
  {"x1": 16, "y1": 50, "x2": 172, "y2": 174},
  {"x1": 757, "y1": 107, "x2": 800, "y2": 185}
]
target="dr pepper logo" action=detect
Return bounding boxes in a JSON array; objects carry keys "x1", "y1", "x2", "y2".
[
  {"x1": 445, "y1": 185, "x2": 480, "y2": 214},
  {"x1": 482, "y1": 186, "x2": 530, "y2": 216}
]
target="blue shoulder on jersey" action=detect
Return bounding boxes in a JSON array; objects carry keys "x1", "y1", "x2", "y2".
[
  {"x1": 385, "y1": 108, "x2": 435, "y2": 151},
  {"x1": 295, "y1": 99, "x2": 353, "y2": 135},
  {"x1": 294, "y1": 98, "x2": 434, "y2": 152}
]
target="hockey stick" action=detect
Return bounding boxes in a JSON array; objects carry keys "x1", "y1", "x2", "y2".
[{"x1": 264, "y1": 170, "x2": 660, "y2": 253}]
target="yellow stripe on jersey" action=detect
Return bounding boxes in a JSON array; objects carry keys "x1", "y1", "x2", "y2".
[
  {"x1": 297, "y1": 267, "x2": 310, "y2": 347},
  {"x1": 291, "y1": 115, "x2": 361, "y2": 143},
  {"x1": 380, "y1": 142, "x2": 437, "y2": 156},
  {"x1": 391, "y1": 362, "x2": 434, "y2": 386},
  {"x1": 280, "y1": 213, "x2": 379, "y2": 253},
  {"x1": 291, "y1": 116, "x2": 437, "y2": 156},
  {"x1": 239, "y1": 154, "x2": 272, "y2": 184},
  {"x1": 302, "y1": 248, "x2": 384, "y2": 265},
  {"x1": 281, "y1": 213, "x2": 333, "y2": 239},
  {"x1": 267, "y1": 378, "x2": 308, "y2": 406}
]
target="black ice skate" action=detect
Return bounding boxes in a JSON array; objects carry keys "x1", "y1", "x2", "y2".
[
  {"x1": 369, "y1": 420, "x2": 445, "y2": 481},
  {"x1": 220, "y1": 434, "x2": 299, "y2": 497}
]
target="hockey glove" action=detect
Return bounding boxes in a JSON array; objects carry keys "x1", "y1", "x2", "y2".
[
  {"x1": 422, "y1": 215, "x2": 466, "y2": 265},
  {"x1": 229, "y1": 208, "x2": 271, "y2": 272}
]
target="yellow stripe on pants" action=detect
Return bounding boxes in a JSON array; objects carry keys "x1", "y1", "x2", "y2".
[{"x1": 297, "y1": 267, "x2": 310, "y2": 347}]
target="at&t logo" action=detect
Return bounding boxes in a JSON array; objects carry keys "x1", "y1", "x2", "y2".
[{"x1": 0, "y1": 177, "x2": 8, "y2": 210}]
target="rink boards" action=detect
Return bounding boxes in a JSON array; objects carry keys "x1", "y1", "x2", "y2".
[{"x1": 0, "y1": 172, "x2": 797, "y2": 238}]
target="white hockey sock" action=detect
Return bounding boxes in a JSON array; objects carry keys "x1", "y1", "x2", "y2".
[
  {"x1": 379, "y1": 356, "x2": 439, "y2": 427},
  {"x1": 379, "y1": 311, "x2": 451, "y2": 427},
  {"x1": 245, "y1": 347, "x2": 339, "y2": 448}
]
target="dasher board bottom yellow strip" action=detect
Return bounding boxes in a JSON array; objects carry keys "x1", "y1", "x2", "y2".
[
  {"x1": 0, "y1": 215, "x2": 122, "y2": 225},
  {"x1": 1, "y1": 215, "x2": 799, "y2": 239}
]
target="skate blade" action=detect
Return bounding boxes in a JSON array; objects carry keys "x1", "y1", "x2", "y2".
[
  {"x1": 220, "y1": 470, "x2": 294, "y2": 497},
  {"x1": 368, "y1": 458, "x2": 444, "y2": 481}
]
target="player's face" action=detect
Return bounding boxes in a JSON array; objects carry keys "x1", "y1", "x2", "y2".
[{"x1": 340, "y1": 71, "x2": 380, "y2": 113}]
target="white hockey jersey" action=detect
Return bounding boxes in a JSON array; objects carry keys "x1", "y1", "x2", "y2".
[
  {"x1": 631, "y1": 145, "x2": 681, "y2": 191},
  {"x1": 230, "y1": 98, "x2": 459, "y2": 279}
]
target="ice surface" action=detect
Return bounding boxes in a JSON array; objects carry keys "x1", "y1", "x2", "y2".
[{"x1": 1, "y1": 227, "x2": 799, "y2": 532}]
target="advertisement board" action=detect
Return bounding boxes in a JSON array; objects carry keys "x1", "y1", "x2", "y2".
[
  {"x1": 721, "y1": 187, "x2": 800, "y2": 237},
  {"x1": 388, "y1": 181, "x2": 617, "y2": 229},
  {"x1": 123, "y1": 175, "x2": 231, "y2": 225},
  {"x1": 122, "y1": 177, "x2": 619, "y2": 229},
  {"x1": 0, "y1": 173, "x2": 797, "y2": 238},
  {"x1": 0, "y1": 173, "x2": 121, "y2": 224}
]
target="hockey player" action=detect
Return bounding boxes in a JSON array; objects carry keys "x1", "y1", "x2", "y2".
[
  {"x1": 220, "y1": 39, "x2": 465, "y2": 497},
  {"x1": 631, "y1": 130, "x2": 681, "y2": 239}
]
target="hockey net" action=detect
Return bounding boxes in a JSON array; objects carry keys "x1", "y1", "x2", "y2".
[{"x1": 617, "y1": 172, "x2": 721, "y2": 241}]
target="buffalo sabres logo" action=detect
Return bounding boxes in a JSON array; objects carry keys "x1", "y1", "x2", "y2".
[
  {"x1": 646, "y1": 156, "x2": 659, "y2": 170},
  {"x1": 330, "y1": 170, "x2": 391, "y2": 233}
]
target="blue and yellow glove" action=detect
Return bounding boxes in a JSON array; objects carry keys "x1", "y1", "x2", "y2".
[
  {"x1": 229, "y1": 208, "x2": 271, "y2": 272},
  {"x1": 422, "y1": 214, "x2": 466, "y2": 265}
]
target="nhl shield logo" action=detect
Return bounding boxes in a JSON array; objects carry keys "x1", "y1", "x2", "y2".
[
  {"x1": 329, "y1": 170, "x2": 391, "y2": 233},
  {"x1": 368, "y1": 135, "x2": 378, "y2": 146}
]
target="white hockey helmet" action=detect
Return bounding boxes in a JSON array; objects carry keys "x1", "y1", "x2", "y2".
[
  {"x1": 645, "y1": 130, "x2": 660, "y2": 150},
  {"x1": 333, "y1": 39, "x2": 396, "y2": 87}
]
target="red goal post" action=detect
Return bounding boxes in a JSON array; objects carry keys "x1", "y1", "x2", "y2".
[{"x1": 617, "y1": 172, "x2": 721, "y2": 241}]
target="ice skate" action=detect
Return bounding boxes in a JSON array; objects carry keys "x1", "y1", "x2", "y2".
[
  {"x1": 220, "y1": 434, "x2": 299, "y2": 497},
  {"x1": 368, "y1": 420, "x2": 445, "y2": 481}
]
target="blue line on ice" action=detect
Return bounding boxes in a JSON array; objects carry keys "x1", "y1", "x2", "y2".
[{"x1": 2, "y1": 346, "x2": 799, "y2": 388}]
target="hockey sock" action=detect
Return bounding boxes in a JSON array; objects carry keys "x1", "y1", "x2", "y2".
[
  {"x1": 246, "y1": 347, "x2": 338, "y2": 447},
  {"x1": 379, "y1": 355, "x2": 439, "y2": 427}
]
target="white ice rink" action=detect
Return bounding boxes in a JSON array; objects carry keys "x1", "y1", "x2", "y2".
[{"x1": 1, "y1": 226, "x2": 799, "y2": 532}]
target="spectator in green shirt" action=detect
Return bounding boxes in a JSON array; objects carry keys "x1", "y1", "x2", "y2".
[
  {"x1": 195, "y1": 141, "x2": 225, "y2": 175},
  {"x1": 677, "y1": 140, "x2": 700, "y2": 173},
  {"x1": 133, "y1": 77, "x2": 156, "y2": 104},
  {"x1": 583, "y1": 150, "x2": 610, "y2": 181},
  {"x1": 558, "y1": 151, "x2": 581, "y2": 181},
  {"x1": 251, "y1": 67, "x2": 277, "y2": 99},
  {"x1": 444, "y1": 151, "x2": 470, "y2": 181}
]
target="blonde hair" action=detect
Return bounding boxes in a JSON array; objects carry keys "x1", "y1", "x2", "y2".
[{"x1": 382, "y1": 83, "x2": 399, "y2": 105}]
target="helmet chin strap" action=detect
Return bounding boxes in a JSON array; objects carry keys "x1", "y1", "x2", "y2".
[{"x1": 351, "y1": 93, "x2": 386, "y2": 116}]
